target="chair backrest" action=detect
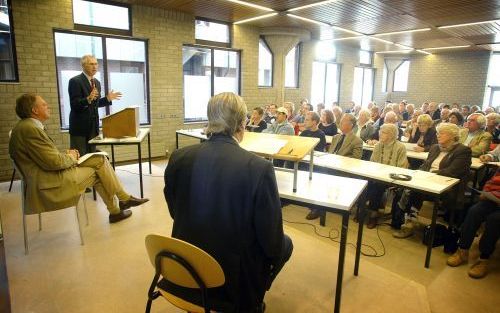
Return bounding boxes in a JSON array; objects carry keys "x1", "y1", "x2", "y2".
[{"x1": 145, "y1": 234, "x2": 224, "y2": 289}]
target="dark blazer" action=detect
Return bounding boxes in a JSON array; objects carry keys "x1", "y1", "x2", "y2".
[
  {"x1": 68, "y1": 73, "x2": 111, "y2": 137},
  {"x1": 164, "y1": 134, "x2": 287, "y2": 311},
  {"x1": 420, "y1": 144, "x2": 471, "y2": 210},
  {"x1": 409, "y1": 127, "x2": 438, "y2": 152}
]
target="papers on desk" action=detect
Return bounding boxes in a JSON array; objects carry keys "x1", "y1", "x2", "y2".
[
  {"x1": 240, "y1": 138, "x2": 288, "y2": 155},
  {"x1": 402, "y1": 142, "x2": 418, "y2": 150},
  {"x1": 77, "y1": 151, "x2": 109, "y2": 165}
]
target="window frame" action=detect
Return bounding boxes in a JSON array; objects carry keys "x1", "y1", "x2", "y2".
[
  {"x1": 392, "y1": 59, "x2": 410, "y2": 92},
  {"x1": 258, "y1": 36, "x2": 273, "y2": 88},
  {"x1": 52, "y1": 28, "x2": 150, "y2": 129},
  {"x1": 194, "y1": 17, "x2": 232, "y2": 48},
  {"x1": 182, "y1": 43, "x2": 242, "y2": 124},
  {"x1": 352, "y1": 66, "x2": 375, "y2": 107},
  {"x1": 311, "y1": 60, "x2": 341, "y2": 106},
  {"x1": 72, "y1": 0, "x2": 133, "y2": 36},
  {"x1": 285, "y1": 43, "x2": 301, "y2": 89},
  {"x1": 0, "y1": 0, "x2": 19, "y2": 82}
]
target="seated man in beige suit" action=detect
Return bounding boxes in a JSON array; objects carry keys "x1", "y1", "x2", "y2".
[
  {"x1": 9, "y1": 93, "x2": 148, "y2": 223},
  {"x1": 305, "y1": 113, "x2": 363, "y2": 220}
]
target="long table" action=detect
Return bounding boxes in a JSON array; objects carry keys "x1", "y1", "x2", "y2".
[
  {"x1": 275, "y1": 170, "x2": 367, "y2": 313},
  {"x1": 176, "y1": 129, "x2": 319, "y2": 192},
  {"x1": 302, "y1": 152, "x2": 459, "y2": 268}
]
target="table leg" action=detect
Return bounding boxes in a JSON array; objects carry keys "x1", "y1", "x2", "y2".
[
  {"x1": 111, "y1": 145, "x2": 116, "y2": 170},
  {"x1": 147, "y1": 133, "x2": 152, "y2": 174},
  {"x1": 354, "y1": 191, "x2": 366, "y2": 276},
  {"x1": 425, "y1": 198, "x2": 439, "y2": 268},
  {"x1": 334, "y1": 213, "x2": 349, "y2": 313},
  {"x1": 293, "y1": 161, "x2": 298, "y2": 192},
  {"x1": 309, "y1": 150, "x2": 314, "y2": 180},
  {"x1": 138, "y1": 143, "x2": 144, "y2": 198}
]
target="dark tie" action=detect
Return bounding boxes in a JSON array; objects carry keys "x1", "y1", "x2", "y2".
[
  {"x1": 90, "y1": 78, "x2": 95, "y2": 90},
  {"x1": 333, "y1": 134, "x2": 345, "y2": 154}
]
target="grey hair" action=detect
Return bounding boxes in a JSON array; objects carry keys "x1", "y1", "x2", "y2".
[
  {"x1": 358, "y1": 109, "x2": 371, "y2": 121},
  {"x1": 469, "y1": 112, "x2": 486, "y2": 128},
  {"x1": 486, "y1": 112, "x2": 500, "y2": 125},
  {"x1": 343, "y1": 113, "x2": 357, "y2": 127},
  {"x1": 205, "y1": 92, "x2": 248, "y2": 136},
  {"x1": 417, "y1": 114, "x2": 433, "y2": 126},
  {"x1": 384, "y1": 111, "x2": 398, "y2": 124},
  {"x1": 437, "y1": 122, "x2": 460, "y2": 142},
  {"x1": 379, "y1": 123, "x2": 398, "y2": 141},
  {"x1": 80, "y1": 54, "x2": 96, "y2": 67},
  {"x1": 407, "y1": 103, "x2": 415, "y2": 111}
]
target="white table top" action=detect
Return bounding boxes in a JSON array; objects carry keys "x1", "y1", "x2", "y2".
[
  {"x1": 303, "y1": 152, "x2": 459, "y2": 195},
  {"x1": 176, "y1": 128, "x2": 207, "y2": 140},
  {"x1": 275, "y1": 170, "x2": 367, "y2": 211},
  {"x1": 89, "y1": 128, "x2": 150, "y2": 144}
]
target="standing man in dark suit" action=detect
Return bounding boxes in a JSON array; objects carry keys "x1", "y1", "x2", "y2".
[
  {"x1": 164, "y1": 92, "x2": 293, "y2": 312},
  {"x1": 68, "y1": 54, "x2": 122, "y2": 155}
]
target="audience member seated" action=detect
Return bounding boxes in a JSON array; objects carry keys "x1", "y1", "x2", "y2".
[
  {"x1": 480, "y1": 145, "x2": 500, "y2": 163},
  {"x1": 264, "y1": 103, "x2": 277, "y2": 124},
  {"x1": 392, "y1": 123, "x2": 472, "y2": 238},
  {"x1": 485, "y1": 112, "x2": 500, "y2": 144},
  {"x1": 300, "y1": 111, "x2": 326, "y2": 152},
  {"x1": 448, "y1": 111, "x2": 468, "y2": 143},
  {"x1": 164, "y1": 92, "x2": 293, "y2": 311},
  {"x1": 484, "y1": 106, "x2": 496, "y2": 114},
  {"x1": 352, "y1": 104, "x2": 361, "y2": 118},
  {"x1": 246, "y1": 107, "x2": 267, "y2": 133},
  {"x1": 409, "y1": 114, "x2": 438, "y2": 152},
  {"x1": 463, "y1": 113, "x2": 492, "y2": 157},
  {"x1": 355, "y1": 109, "x2": 376, "y2": 142},
  {"x1": 365, "y1": 124, "x2": 408, "y2": 228},
  {"x1": 263, "y1": 107, "x2": 294, "y2": 135},
  {"x1": 398, "y1": 101, "x2": 410, "y2": 121},
  {"x1": 291, "y1": 101, "x2": 309, "y2": 124},
  {"x1": 421, "y1": 101, "x2": 429, "y2": 114},
  {"x1": 9, "y1": 93, "x2": 148, "y2": 223},
  {"x1": 471, "y1": 105, "x2": 480, "y2": 113},
  {"x1": 404, "y1": 109, "x2": 423, "y2": 141},
  {"x1": 283, "y1": 101, "x2": 296, "y2": 122},
  {"x1": 316, "y1": 102, "x2": 325, "y2": 117},
  {"x1": 447, "y1": 168, "x2": 500, "y2": 279},
  {"x1": 371, "y1": 106, "x2": 383, "y2": 130},
  {"x1": 368, "y1": 111, "x2": 403, "y2": 143},
  {"x1": 406, "y1": 103, "x2": 415, "y2": 121},
  {"x1": 434, "y1": 108, "x2": 450, "y2": 126},
  {"x1": 306, "y1": 113, "x2": 362, "y2": 220},
  {"x1": 427, "y1": 101, "x2": 441, "y2": 121},
  {"x1": 332, "y1": 106, "x2": 343, "y2": 128},
  {"x1": 318, "y1": 109, "x2": 338, "y2": 136}
]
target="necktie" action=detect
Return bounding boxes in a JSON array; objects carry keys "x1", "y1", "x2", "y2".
[
  {"x1": 90, "y1": 78, "x2": 95, "y2": 90},
  {"x1": 333, "y1": 134, "x2": 345, "y2": 154}
]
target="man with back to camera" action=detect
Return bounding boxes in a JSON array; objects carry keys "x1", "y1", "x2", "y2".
[
  {"x1": 164, "y1": 92, "x2": 293, "y2": 312},
  {"x1": 68, "y1": 54, "x2": 122, "y2": 155}
]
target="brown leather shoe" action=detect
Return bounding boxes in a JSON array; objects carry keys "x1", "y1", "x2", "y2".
[
  {"x1": 109, "y1": 210, "x2": 132, "y2": 223},
  {"x1": 119, "y1": 196, "x2": 149, "y2": 211}
]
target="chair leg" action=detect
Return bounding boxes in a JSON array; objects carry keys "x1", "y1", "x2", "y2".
[
  {"x1": 82, "y1": 195, "x2": 89, "y2": 226},
  {"x1": 38, "y1": 213, "x2": 42, "y2": 231},
  {"x1": 22, "y1": 212, "x2": 29, "y2": 255},
  {"x1": 8, "y1": 169, "x2": 15, "y2": 192},
  {"x1": 145, "y1": 299, "x2": 153, "y2": 313},
  {"x1": 74, "y1": 203, "x2": 85, "y2": 246}
]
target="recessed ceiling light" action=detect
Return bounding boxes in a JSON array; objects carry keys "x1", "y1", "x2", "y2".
[
  {"x1": 438, "y1": 19, "x2": 500, "y2": 29},
  {"x1": 287, "y1": 14, "x2": 330, "y2": 27},
  {"x1": 331, "y1": 36, "x2": 364, "y2": 41},
  {"x1": 223, "y1": 0, "x2": 274, "y2": 11},
  {"x1": 234, "y1": 13, "x2": 278, "y2": 24},
  {"x1": 416, "y1": 49, "x2": 432, "y2": 55},
  {"x1": 368, "y1": 36, "x2": 394, "y2": 45},
  {"x1": 422, "y1": 45, "x2": 471, "y2": 51},
  {"x1": 375, "y1": 50, "x2": 413, "y2": 54},
  {"x1": 287, "y1": 0, "x2": 340, "y2": 12},
  {"x1": 372, "y1": 28, "x2": 431, "y2": 36}
]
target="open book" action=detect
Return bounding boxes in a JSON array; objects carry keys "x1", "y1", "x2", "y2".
[{"x1": 77, "y1": 151, "x2": 109, "y2": 165}]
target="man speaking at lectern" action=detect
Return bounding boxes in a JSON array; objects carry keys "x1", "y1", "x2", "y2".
[{"x1": 68, "y1": 54, "x2": 122, "y2": 155}]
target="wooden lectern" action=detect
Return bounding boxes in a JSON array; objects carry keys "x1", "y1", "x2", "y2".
[{"x1": 102, "y1": 107, "x2": 140, "y2": 138}]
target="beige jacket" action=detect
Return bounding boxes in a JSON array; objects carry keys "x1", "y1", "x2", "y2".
[
  {"x1": 462, "y1": 129, "x2": 492, "y2": 157},
  {"x1": 328, "y1": 132, "x2": 363, "y2": 159},
  {"x1": 9, "y1": 119, "x2": 80, "y2": 214},
  {"x1": 370, "y1": 140, "x2": 408, "y2": 168}
]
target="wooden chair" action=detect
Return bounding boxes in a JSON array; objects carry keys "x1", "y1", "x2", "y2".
[
  {"x1": 11, "y1": 158, "x2": 89, "y2": 254},
  {"x1": 144, "y1": 234, "x2": 225, "y2": 313}
]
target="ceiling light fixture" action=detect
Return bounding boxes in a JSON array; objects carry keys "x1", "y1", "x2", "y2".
[
  {"x1": 416, "y1": 49, "x2": 432, "y2": 55},
  {"x1": 234, "y1": 13, "x2": 278, "y2": 24},
  {"x1": 287, "y1": 14, "x2": 330, "y2": 27},
  {"x1": 368, "y1": 36, "x2": 394, "y2": 45},
  {"x1": 438, "y1": 19, "x2": 500, "y2": 29},
  {"x1": 331, "y1": 36, "x2": 364, "y2": 41},
  {"x1": 375, "y1": 50, "x2": 413, "y2": 54},
  {"x1": 372, "y1": 28, "x2": 431, "y2": 36},
  {"x1": 287, "y1": 0, "x2": 339, "y2": 12},
  {"x1": 422, "y1": 45, "x2": 471, "y2": 51},
  {"x1": 223, "y1": 0, "x2": 274, "y2": 11},
  {"x1": 395, "y1": 43, "x2": 414, "y2": 49},
  {"x1": 331, "y1": 26, "x2": 363, "y2": 36}
]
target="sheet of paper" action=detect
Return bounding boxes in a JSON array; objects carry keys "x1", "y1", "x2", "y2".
[
  {"x1": 240, "y1": 138, "x2": 288, "y2": 155},
  {"x1": 77, "y1": 151, "x2": 109, "y2": 165},
  {"x1": 402, "y1": 142, "x2": 418, "y2": 151}
]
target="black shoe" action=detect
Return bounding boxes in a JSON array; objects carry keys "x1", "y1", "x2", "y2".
[
  {"x1": 109, "y1": 210, "x2": 132, "y2": 223},
  {"x1": 305, "y1": 209, "x2": 320, "y2": 220},
  {"x1": 119, "y1": 196, "x2": 149, "y2": 210},
  {"x1": 255, "y1": 302, "x2": 266, "y2": 313},
  {"x1": 85, "y1": 187, "x2": 92, "y2": 193}
]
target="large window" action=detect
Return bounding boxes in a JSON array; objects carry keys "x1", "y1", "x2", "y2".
[
  {"x1": 311, "y1": 61, "x2": 340, "y2": 109},
  {"x1": 393, "y1": 60, "x2": 410, "y2": 92},
  {"x1": 183, "y1": 45, "x2": 240, "y2": 123},
  {"x1": 484, "y1": 53, "x2": 500, "y2": 109},
  {"x1": 54, "y1": 30, "x2": 149, "y2": 129},
  {"x1": 195, "y1": 19, "x2": 230, "y2": 47},
  {"x1": 285, "y1": 44, "x2": 300, "y2": 88},
  {"x1": 0, "y1": 0, "x2": 18, "y2": 82},
  {"x1": 359, "y1": 50, "x2": 372, "y2": 66},
  {"x1": 352, "y1": 67, "x2": 374, "y2": 107},
  {"x1": 73, "y1": 0, "x2": 131, "y2": 35},
  {"x1": 258, "y1": 38, "x2": 273, "y2": 87}
]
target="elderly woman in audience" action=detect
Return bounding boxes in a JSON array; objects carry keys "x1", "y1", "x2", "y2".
[
  {"x1": 364, "y1": 124, "x2": 408, "y2": 228},
  {"x1": 368, "y1": 111, "x2": 402, "y2": 143},
  {"x1": 319, "y1": 109, "x2": 338, "y2": 136},
  {"x1": 283, "y1": 101, "x2": 296, "y2": 122},
  {"x1": 392, "y1": 123, "x2": 472, "y2": 238},
  {"x1": 448, "y1": 111, "x2": 468, "y2": 143},
  {"x1": 485, "y1": 112, "x2": 500, "y2": 144},
  {"x1": 484, "y1": 106, "x2": 496, "y2": 114},
  {"x1": 356, "y1": 109, "x2": 376, "y2": 142},
  {"x1": 406, "y1": 103, "x2": 415, "y2": 120},
  {"x1": 246, "y1": 107, "x2": 267, "y2": 133},
  {"x1": 463, "y1": 113, "x2": 492, "y2": 157},
  {"x1": 332, "y1": 106, "x2": 343, "y2": 127},
  {"x1": 404, "y1": 109, "x2": 423, "y2": 141},
  {"x1": 408, "y1": 114, "x2": 438, "y2": 152}
]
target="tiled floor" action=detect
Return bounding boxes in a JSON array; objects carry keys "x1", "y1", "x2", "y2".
[{"x1": 0, "y1": 161, "x2": 499, "y2": 312}]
